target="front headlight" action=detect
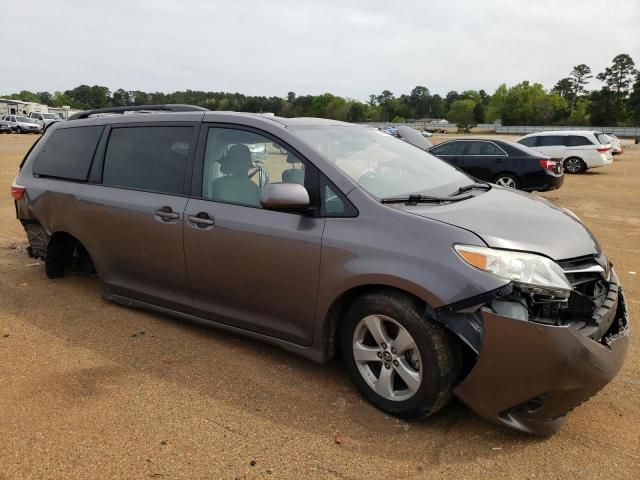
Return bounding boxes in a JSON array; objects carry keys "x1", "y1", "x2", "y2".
[{"x1": 455, "y1": 244, "x2": 571, "y2": 298}]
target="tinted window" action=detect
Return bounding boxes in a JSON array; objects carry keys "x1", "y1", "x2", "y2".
[
  {"x1": 538, "y1": 135, "x2": 565, "y2": 147},
  {"x1": 467, "y1": 141, "x2": 506, "y2": 156},
  {"x1": 431, "y1": 141, "x2": 467, "y2": 155},
  {"x1": 202, "y1": 127, "x2": 308, "y2": 208},
  {"x1": 518, "y1": 137, "x2": 537, "y2": 147},
  {"x1": 595, "y1": 133, "x2": 610, "y2": 146},
  {"x1": 33, "y1": 126, "x2": 104, "y2": 180},
  {"x1": 103, "y1": 126, "x2": 193, "y2": 195},
  {"x1": 567, "y1": 136, "x2": 593, "y2": 147}
]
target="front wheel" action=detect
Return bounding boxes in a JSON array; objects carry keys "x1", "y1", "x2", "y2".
[
  {"x1": 563, "y1": 157, "x2": 586, "y2": 174},
  {"x1": 341, "y1": 291, "x2": 462, "y2": 419},
  {"x1": 16, "y1": 127, "x2": 22, "y2": 134}
]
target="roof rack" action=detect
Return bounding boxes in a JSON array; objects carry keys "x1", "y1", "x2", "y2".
[{"x1": 67, "y1": 104, "x2": 208, "y2": 120}]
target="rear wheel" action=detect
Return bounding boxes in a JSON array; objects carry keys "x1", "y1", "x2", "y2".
[
  {"x1": 494, "y1": 173, "x2": 519, "y2": 189},
  {"x1": 340, "y1": 291, "x2": 461, "y2": 419},
  {"x1": 563, "y1": 157, "x2": 586, "y2": 174}
]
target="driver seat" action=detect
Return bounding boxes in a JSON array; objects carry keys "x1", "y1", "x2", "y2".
[{"x1": 210, "y1": 144, "x2": 261, "y2": 206}]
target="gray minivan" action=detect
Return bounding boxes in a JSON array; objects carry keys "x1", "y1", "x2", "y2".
[{"x1": 12, "y1": 105, "x2": 629, "y2": 435}]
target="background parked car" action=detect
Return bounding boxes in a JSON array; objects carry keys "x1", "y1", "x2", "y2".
[
  {"x1": 381, "y1": 126, "x2": 400, "y2": 137},
  {"x1": 604, "y1": 133, "x2": 623, "y2": 155},
  {"x1": 28, "y1": 112, "x2": 62, "y2": 131},
  {"x1": 517, "y1": 131, "x2": 613, "y2": 173},
  {"x1": 429, "y1": 138, "x2": 564, "y2": 191},
  {"x1": 396, "y1": 125, "x2": 433, "y2": 150},
  {"x1": 0, "y1": 115, "x2": 41, "y2": 134},
  {"x1": 0, "y1": 119, "x2": 12, "y2": 134}
]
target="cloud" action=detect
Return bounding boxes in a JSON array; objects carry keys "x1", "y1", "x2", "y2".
[{"x1": 1, "y1": 0, "x2": 638, "y2": 100}]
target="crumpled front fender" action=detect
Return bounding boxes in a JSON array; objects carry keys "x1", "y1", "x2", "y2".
[{"x1": 454, "y1": 289, "x2": 629, "y2": 435}]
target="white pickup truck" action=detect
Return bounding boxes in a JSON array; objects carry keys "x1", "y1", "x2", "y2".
[{"x1": 28, "y1": 112, "x2": 63, "y2": 130}]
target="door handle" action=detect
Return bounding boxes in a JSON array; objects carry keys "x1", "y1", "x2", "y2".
[
  {"x1": 188, "y1": 212, "x2": 215, "y2": 228},
  {"x1": 155, "y1": 207, "x2": 180, "y2": 222}
]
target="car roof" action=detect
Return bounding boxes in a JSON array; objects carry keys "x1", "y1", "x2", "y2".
[
  {"x1": 523, "y1": 130, "x2": 598, "y2": 136},
  {"x1": 58, "y1": 110, "x2": 354, "y2": 129},
  {"x1": 436, "y1": 138, "x2": 507, "y2": 144}
]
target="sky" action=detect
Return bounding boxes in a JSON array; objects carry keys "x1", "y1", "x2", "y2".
[{"x1": 2, "y1": 0, "x2": 639, "y2": 101}]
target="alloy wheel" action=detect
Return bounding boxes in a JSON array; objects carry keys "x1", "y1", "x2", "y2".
[
  {"x1": 352, "y1": 314, "x2": 422, "y2": 402},
  {"x1": 495, "y1": 176, "x2": 517, "y2": 188},
  {"x1": 564, "y1": 158, "x2": 583, "y2": 173}
]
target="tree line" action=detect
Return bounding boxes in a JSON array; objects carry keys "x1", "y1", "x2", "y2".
[{"x1": 4, "y1": 54, "x2": 639, "y2": 127}]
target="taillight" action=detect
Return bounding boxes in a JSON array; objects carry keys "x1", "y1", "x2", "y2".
[
  {"x1": 597, "y1": 146, "x2": 610, "y2": 153},
  {"x1": 538, "y1": 159, "x2": 557, "y2": 171},
  {"x1": 11, "y1": 182, "x2": 25, "y2": 200}
]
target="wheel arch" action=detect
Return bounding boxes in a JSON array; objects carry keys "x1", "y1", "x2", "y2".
[
  {"x1": 44, "y1": 230, "x2": 97, "y2": 278},
  {"x1": 320, "y1": 283, "x2": 431, "y2": 363}
]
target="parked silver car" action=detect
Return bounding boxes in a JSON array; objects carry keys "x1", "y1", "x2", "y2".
[
  {"x1": 28, "y1": 112, "x2": 62, "y2": 131},
  {"x1": 1, "y1": 115, "x2": 41, "y2": 134}
]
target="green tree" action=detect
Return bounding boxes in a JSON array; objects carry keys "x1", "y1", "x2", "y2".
[
  {"x1": 325, "y1": 96, "x2": 348, "y2": 120},
  {"x1": 409, "y1": 86, "x2": 431, "y2": 118},
  {"x1": 38, "y1": 91, "x2": 53, "y2": 105},
  {"x1": 552, "y1": 77, "x2": 574, "y2": 99},
  {"x1": 629, "y1": 73, "x2": 640, "y2": 125},
  {"x1": 347, "y1": 101, "x2": 369, "y2": 122},
  {"x1": 569, "y1": 64, "x2": 592, "y2": 115},
  {"x1": 485, "y1": 84, "x2": 508, "y2": 123},
  {"x1": 597, "y1": 54, "x2": 638, "y2": 99},
  {"x1": 500, "y1": 82, "x2": 567, "y2": 125},
  {"x1": 588, "y1": 89, "x2": 625, "y2": 125},
  {"x1": 310, "y1": 93, "x2": 335, "y2": 117},
  {"x1": 447, "y1": 99, "x2": 476, "y2": 131}
]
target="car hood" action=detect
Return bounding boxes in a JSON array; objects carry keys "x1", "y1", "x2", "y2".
[{"x1": 402, "y1": 187, "x2": 600, "y2": 260}]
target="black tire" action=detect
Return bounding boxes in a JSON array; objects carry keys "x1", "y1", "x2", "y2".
[
  {"x1": 493, "y1": 173, "x2": 519, "y2": 189},
  {"x1": 340, "y1": 290, "x2": 462, "y2": 419},
  {"x1": 16, "y1": 127, "x2": 22, "y2": 134},
  {"x1": 563, "y1": 157, "x2": 586, "y2": 174}
]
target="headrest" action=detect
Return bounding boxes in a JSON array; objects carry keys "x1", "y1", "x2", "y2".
[{"x1": 220, "y1": 144, "x2": 252, "y2": 176}]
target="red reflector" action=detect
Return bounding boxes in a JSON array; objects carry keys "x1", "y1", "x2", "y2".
[
  {"x1": 11, "y1": 183, "x2": 25, "y2": 200},
  {"x1": 538, "y1": 159, "x2": 557, "y2": 170},
  {"x1": 597, "y1": 147, "x2": 609, "y2": 153}
]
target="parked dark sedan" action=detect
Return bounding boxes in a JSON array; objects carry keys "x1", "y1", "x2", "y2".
[{"x1": 429, "y1": 139, "x2": 564, "y2": 191}]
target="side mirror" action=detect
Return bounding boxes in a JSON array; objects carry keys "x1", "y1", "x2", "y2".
[{"x1": 260, "y1": 183, "x2": 310, "y2": 210}]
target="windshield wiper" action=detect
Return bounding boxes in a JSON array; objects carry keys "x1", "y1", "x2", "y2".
[
  {"x1": 381, "y1": 193, "x2": 473, "y2": 205},
  {"x1": 450, "y1": 182, "x2": 492, "y2": 196}
]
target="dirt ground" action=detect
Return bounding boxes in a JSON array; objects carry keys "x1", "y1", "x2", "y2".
[{"x1": 0, "y1": 133, "x2": 638, "y2": 479}]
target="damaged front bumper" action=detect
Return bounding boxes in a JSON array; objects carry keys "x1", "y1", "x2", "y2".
[{"x1": 452, "y1": 275, "x2": 630, "y2": 435}]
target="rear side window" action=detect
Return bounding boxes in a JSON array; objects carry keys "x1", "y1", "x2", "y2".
[
  {"x1": 595, "y1": 133, "x2": 610, "y2": 145},
  {"x1": 467, "y1": 141, "x2": 506, "y2": 156},
  {"x1": 431, "y1": 141, "x2": 467, "y2": 155},
  {"x1": 103, "y1": 126, "x2": 193, "y2": 195},
  {"x1": 32, "y1": 126, "x2": 104, "y2": 180},
  {"x1": 538, "y1": 136, "x2": 565, "y2": 147},
  {"x1": 567, "y1": 136, "x2": 593, "y2": 147}
]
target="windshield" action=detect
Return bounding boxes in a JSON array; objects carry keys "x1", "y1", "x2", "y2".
[
  {"x1": 42, "y1": 113, "x2": 58, "y2": 119},
  {"x1": 16, "y1": 116, "x2": 30, "y2": 122},
  {"x1": 289, "y1": 125, "x2": 470, "y2": 198}
]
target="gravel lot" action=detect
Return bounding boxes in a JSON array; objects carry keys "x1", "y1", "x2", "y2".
[{"x1": 0, "y1": 133, "x2": 638, "y2": 479}]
